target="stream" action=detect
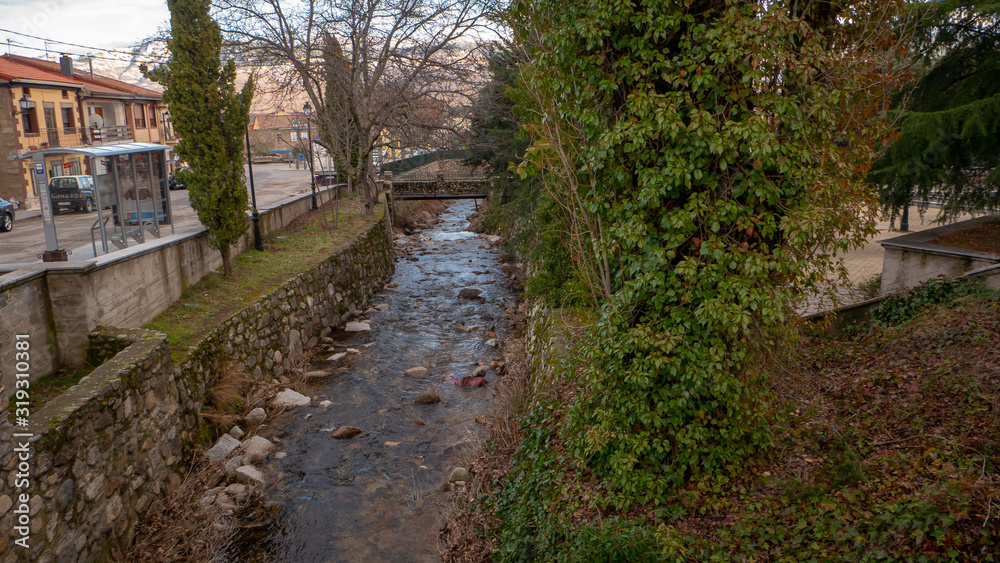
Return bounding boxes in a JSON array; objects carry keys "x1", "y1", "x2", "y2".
[{"x1": 219, "y1": 200, "x2": 518, "y2": 562}]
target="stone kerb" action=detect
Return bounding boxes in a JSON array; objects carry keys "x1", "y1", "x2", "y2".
[{"x1": 0, "y1": 327, "x2": 187, "y2": 563}]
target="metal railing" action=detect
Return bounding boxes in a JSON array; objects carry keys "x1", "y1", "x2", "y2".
[{"x1": 88, "y1": 125, "x2": 134, "y2": 145}]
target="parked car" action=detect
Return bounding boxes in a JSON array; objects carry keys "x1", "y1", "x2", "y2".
[
  {"x1": 0, "y1": 197, "x2": 15, "y2": 232},
  {"x1": 48, "y1": 175, "x2": 97, "y2": 214},
  {"x1": 168, "y1": 166, "x2": 190, "y2": 190}
]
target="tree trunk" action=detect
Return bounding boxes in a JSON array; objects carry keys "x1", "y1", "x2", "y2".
[{"x1": 221, "y1": 245, "x2": 234, "y2": 277}]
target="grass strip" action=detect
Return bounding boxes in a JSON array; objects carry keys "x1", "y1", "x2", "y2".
[{"x1": 145, "y1": 199, "x2": 377, "y2": 361}]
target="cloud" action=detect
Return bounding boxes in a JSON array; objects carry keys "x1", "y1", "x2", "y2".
[{"x1": 1, "y1": 0, "x2": 169, "y2": 52}]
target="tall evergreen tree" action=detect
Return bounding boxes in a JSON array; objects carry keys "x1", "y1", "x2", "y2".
[
  {"x1": 871, "y1": 1, "x2": 1000, "y2": 219},
  {"x1": 145, "y1": 0, "x2": 254, "y2": 276}
]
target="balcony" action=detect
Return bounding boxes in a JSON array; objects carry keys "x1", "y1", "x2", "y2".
[{"x1": 88, "y1": 125, "x2": 134, "y2": 145}]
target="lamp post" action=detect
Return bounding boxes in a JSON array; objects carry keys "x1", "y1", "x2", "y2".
[
  {"x1": 246, "y1": 125, "x2": 264, "y2": 251},
  {"x1": 304, "y1": 102, "x2": 317, "y2": 209}
]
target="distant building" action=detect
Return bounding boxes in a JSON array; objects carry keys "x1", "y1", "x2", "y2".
[
  {"x1": 248, "y1": 112, "x2": 311, "y2": 160},
  {"x1": 0, "y1": 54, "x2": 173, "y2": 210}
]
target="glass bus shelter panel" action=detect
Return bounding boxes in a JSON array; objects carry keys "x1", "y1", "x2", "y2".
[{"x1": 149, "y1": 151, "x2": 171, "y2": 227}]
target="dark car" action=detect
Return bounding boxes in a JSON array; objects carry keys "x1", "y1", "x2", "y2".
[
  {"x1": 169, "y1": 167, "x2": 190, "y2": 190},
  {"x1": 0, "y1": 197, "x2": 15, "y2": 232},
  {"x1": 48, "y1": 176, "x2": 97, "y2": 214}
]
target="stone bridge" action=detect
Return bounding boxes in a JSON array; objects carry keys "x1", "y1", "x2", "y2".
[{"x1": 387, "y1": 171, "x2": 491, "y2": 200}]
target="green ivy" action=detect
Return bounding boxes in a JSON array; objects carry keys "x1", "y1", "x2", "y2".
[{"x1": 870, "y1": 277, "x2": 997, "y2": 325}]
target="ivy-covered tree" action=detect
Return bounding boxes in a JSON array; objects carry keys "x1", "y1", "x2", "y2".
[
  {"x1": 871, "y1": 1, "x2": 1000, "y2": 219},
  {"x1": 145, "y1": 0, "x2": 254, "y2": 276},
  {"x1": 508, "y1": 0, "x2": 909, "y2": 501}
]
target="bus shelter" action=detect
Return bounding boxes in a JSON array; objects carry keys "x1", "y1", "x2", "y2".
[{"x1": 15, "y1": 143, "x2": 175, "y2": 259}]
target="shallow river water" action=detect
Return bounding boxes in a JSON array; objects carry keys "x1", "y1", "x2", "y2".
[{"x1": 219, "y1": 200, "x2": 517, "y2": 562}]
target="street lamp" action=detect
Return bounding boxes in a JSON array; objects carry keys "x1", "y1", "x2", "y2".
[
  {"x1": 304, "y1": 102, "x2": 317, "y2": 209},
  {"x1": 18, "y1": 94, "x2": 35, "y2": 114},
  {"x1": 246, "y1": 125, "x2": 264, "y2": 251}
]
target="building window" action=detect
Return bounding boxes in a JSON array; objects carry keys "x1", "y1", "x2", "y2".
[
  {"x1": 133, "y1": 104, "x2": 146, "y2": 128},
  {"x1": 149, "y1": 108, "x2": 157, "y2": 127},
  {"x1": 62, "y1": 89, "x2": 68, "y2": 99},
  {"x1": 61, "y1": 105, "x2": 75, "y2": 130},
  {"x1": 22, "y1": 108, "x2": 38, "y2": 135}
]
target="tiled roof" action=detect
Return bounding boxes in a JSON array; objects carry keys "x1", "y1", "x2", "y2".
[
  {"x1": 0, "y1": 55, "x2": 84, "y2": 87},
  {"x1": 0, "y1": 55, "x2": 162, "y2": 100}
]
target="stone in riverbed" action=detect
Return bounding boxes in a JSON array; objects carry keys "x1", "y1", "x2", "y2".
[
  {"x1": 327, "y1": 352, "x2": 347, "y2": 362},
  {"x1": 272, "y1": 389, "x2": 311, "y2": 408},
  {"x1": 244, "y1": 408, "x2": 266, "y2": 426},
  {"x1": 404, "y1": 366, "x2": 429, "y2": 377},
  {"x1": 205, "y1": 434, "x2": 241, "y2": 463},
  {"x1": 242, "y1": 436, "x2": 276, "y2": 464},
  {"x1": 449, "y1": 467, "x2": 471, "y2": 483},
  {"x1": 472, "y1": 366, "x2": 488, "y2": 377},
  {"x1": 225, "y1": 456, "x2": 243, "y2": 478},
  {"x1": 303, "y1": 370, "x2": 332, "y2": 380},
  {"x1": 331, "y1": 426, "x2": 363, "y2": 439},
  {"x1": 229, "y1": 425, "x2": 245, "y2": 440},
  {"x1": 415, "y1": 391, "x2": 441, "y2": 405},
  {"x1": 458, "y1": 288, "x2": 482, "y2": 300},
  {"x1": 235, "y1": 465, "x2": 265, "y2": 486},
  {"x1": 375, "y1": 304, "x2": 389, "y2": 311},
  {"x1": 345, "y1": 321, "x2": 370, "y2": 332}
]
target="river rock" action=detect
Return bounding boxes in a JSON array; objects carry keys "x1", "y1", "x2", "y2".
[
  {"x1": 415, "y1": 390, "x2": 441, "y2": 404},
  {"x1": 205, "y1": 434, "x2": 241, "y2": 463},
  {"x1": 225, "y1": 456, "x2": 243, "y2": 478},
  {"x1": 331, "y1": 426, "x2": 363, "y2": 439},
  {"x1": 319, "y1": 400, "x2": 332, "y2": 408},
  {"x1": 244, "y1": 408, "x2": 266, "y2": 426},
  {"x1": 486, "y1": 339, "x2": 498, "y2": 348},
  {"x1": 273, "y1": 389, "x2": 311, "y2": 408},
  {"x1": 405, "y1": 366, "x2": 429, "y2": 377},
  {"x1": 449, "y1": 467, "x2": 471, "y2": 483},
  {"x1": 458, "y1": 288, "x2": 482, "y2": 300},
  {"x1": 229, "y1": 425, "x2": 245, "y2": 440},
  {"x1": 200, "y1": 486, "x2": 225, "y2": 508},
  {"x1": 345, "y1": 321, "x2": 371, "y2": 332},
  {"x1": 224, "y1": 483, "x2": 248, "y2": 502},
  {"x1": 303, "y1": 370, "x2": 331, "y2": 380},
  {"x1": 472, "y1": 365, "x2": 488, "y2": 377},
  {"x1": 242, "y1": 436, "x2": 277, "y2": 464},
  {"x1": 327, "y1": 352, "x2": 347, "y2": 362},
  {"x1": 375, "y1": 304, "x2": 390, "y2": 311},
  {"x1": 215, "y1": 492, "x2": 236, "y2": 513},
  {"x1": 235, "y1": 465, "x2": 265, "y2": 486}
]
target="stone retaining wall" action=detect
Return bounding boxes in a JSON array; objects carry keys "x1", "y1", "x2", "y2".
[
  {"x1": 0, "y1": 185, "x2": 344, "y2": 392},
  {"x1": 0, "y1": 210, "x2": 394, "y2": 562}
]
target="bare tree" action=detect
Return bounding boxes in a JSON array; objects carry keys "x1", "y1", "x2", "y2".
[{"x1": 214, "y1": 0, "x2": 489, "y2": 214}]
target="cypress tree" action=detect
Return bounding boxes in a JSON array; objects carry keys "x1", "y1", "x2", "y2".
[
  {"x1": 145, "y1": 0, "x2": 254, "y2": 276},
  {"x1": 871, "y1": 1, "x2": 1000, "y2": 220}
]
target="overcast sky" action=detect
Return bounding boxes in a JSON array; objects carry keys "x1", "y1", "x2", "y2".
[{"x1": 0, "y1": 0, "x2": 169, "y2": 57}]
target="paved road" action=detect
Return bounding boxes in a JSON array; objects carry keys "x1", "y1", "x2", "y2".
[{"x1": 0, "y1": 164, "x2": 314, "y2": 265}]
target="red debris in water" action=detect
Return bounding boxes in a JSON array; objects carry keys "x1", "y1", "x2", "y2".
[{"x1": 447, "y1": 376, "x2": 488, "y2": 388}]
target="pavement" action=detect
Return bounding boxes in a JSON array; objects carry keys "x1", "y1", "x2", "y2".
[
  {"x1": 802, "y1": 205, "x2": 979, "y2": 314},
  {"x1": 0, "y1": 164, "x2": 313, "y2": 266}
]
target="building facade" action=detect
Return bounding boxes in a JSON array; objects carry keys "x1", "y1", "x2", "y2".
[{"x1": 0, "y1": 54, "x2": 173, "y2": 210}]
